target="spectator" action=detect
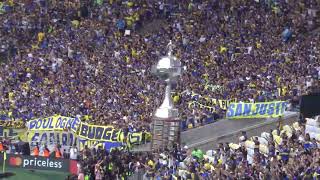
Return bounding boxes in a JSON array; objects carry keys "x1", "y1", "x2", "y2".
[
  {"x1": 33, "y1": 143, "x2": 39, "y2": 156},
  {"x1": 78, "y1": 170, "x2": 84, "y2": 180},
  {"x1": 70, "y1": 145, "x2": 78, "y2": 160},
  {"x1": 43, "y1": 145, "x2": 50, "y2": 158},
  {"x1": 55, "y1": 144, "x2": 62, "y2": 158},
  {"x1": 94, "y1": 160, "x2": 103, "y2": 180}
]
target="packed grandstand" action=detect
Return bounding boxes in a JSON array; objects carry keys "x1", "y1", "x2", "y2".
[{"x1": 0, "y1": 0, "x2": 320, "y2": 180}]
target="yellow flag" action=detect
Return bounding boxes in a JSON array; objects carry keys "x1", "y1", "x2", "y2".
[
  {"x1": 188, "y1": 102, "x2": 194, "y2": 108},
  {"x1": 173, "y1": 95, "x2": 180, "y2": 103},
  {"x1": 127, "y1": 1, "x2": 133, "y2": 7},
  {"x1": 219, "y1": 46, "x2": 227, "y2": 53},
  {"x1": 256, "y1": 42, "x2": 261, "y2": 49},
  {"x1": 8, "y1": 0, "x2": 14, "y2": 6},
  {"x1": 37, "y1": 32, "x2": 45, "y2": 42}
]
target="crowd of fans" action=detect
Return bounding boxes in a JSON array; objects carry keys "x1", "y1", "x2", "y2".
[
  {"x1": 1, "y1": 118, "x2": 320, "y2": 179},
  {"x1": 0, "y1": 0, "x2": 319, "y2": 131},
  {"x1": 69, "y1": 118, "x2": 319, "y2": 180},
  {"x1": 0, "y1": 0, "x2": 320, "y2": 179}
]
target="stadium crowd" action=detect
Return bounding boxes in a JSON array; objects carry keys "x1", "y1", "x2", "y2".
[
  {"x1": 0, "y1": 0, "x2": 319, "y2": 130},
  {"x1": 0, "y1": 0, "x2": 320, "y2": 180},
  {"x1": 70, "y1": 119, "x2": 320, "y2": 180},
  {"x1": 1, "y1": 118, "x2": 319, "y2": 179}
]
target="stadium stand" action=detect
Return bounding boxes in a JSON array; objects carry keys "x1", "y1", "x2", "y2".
[
  {"x1": 0, "y1": 0, "x2": 319, "y2": 129},
  {"x1": 0, "y1": 0, "x2": 319, "y2": 179}
]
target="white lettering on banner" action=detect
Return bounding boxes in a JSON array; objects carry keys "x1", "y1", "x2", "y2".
[
  {"x1": 70, "y1": 118, "x2": 81, "y2": 132},
  {"x1": 29, "y1": 131, "x2": 78, "y2": 154},
  {"x1": 22, "y1": 158, "x2": 62, "y2": 168},
  {"x1": 30, "y1": 131, "x2": 76, "y2": 146},
  {"x1": 55, "y1": 117, "x2": 71, "y2": 129},
  {"x1": 29, "y1": 117, "x2": 55, "y2": 130},
  {"x1": 28, "y1": 116, "x2": 80, "y2": 132}
]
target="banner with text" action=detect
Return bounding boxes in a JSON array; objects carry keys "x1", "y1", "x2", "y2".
[
  {"x1": 0, "y1": 120, "x2": 25, "y2": 129},
  {"x1": 78, "y1": 123, "x2": 144, "y2": 144},
  {"x1": 189, "y1": 91, "x2": 231, "y2": 111},
  {"x1": 78, "y1": 139, "x2": 124, "y2": 152},
  {"x1": 27, "y1": 116, "x2": 81, "y2": 133},
  {"x1": 0, "y1": 125, "x2": 27, "y2": 141},
  {"x1": 27, "y1": 131, "x2": 78, "y2": 155},
  {"x1": 78, "y1": 123, "x2": 119, "y2": 142},
  {"x1": 28, "y1": 131, "x2": 77, "y2": 147},
  {"x1": 27, "y1": 115, "x2": 149, "y2": 145},
  {"x1": 226, "y1": 101, "x2": 288, "y2": 119}
]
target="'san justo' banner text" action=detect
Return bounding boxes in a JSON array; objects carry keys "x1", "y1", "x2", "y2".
[{"x1": 226, "y1": 101, "x2": 288, "y2": 119}]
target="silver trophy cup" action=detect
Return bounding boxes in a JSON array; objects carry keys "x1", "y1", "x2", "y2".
[{"x1": 151, "y1": 41, "x2": 183, "y2": 150}]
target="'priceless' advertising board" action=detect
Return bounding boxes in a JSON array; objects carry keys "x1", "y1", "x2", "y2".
[{"x1": 0, "y1": 153, "x2": 71, "y2": 173}]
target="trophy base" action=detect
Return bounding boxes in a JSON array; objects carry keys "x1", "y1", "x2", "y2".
[{"x1": 152, "y1": 115, "x2": 180, "y2": 150}]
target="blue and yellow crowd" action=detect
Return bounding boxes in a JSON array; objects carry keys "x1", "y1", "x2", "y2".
[
  {"x1": 0, "y1": 0, "x2": 320, "y2": 179},
  {"x1": 70, "y1": 118, "x2": 320, "y2": 180},
  {"x1": 0, "y1": 0, "x2": 319, "y2": 131}
]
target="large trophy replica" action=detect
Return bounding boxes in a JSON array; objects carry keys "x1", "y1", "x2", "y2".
[{"x1": 151, "y1": 41, "x2": 183, "y2": 150}]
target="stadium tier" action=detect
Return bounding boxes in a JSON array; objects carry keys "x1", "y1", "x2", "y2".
[{"x1": 0, "y1": 0, "x2": 319, "y2": 180}]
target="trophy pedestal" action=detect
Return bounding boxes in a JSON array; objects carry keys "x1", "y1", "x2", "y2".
[
  {"x1": 151, "y1": 40, "x2": 183, "y2": 151},
  {"x1": 152, "y1": 108, "x2": 180, "y2": 150}
]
